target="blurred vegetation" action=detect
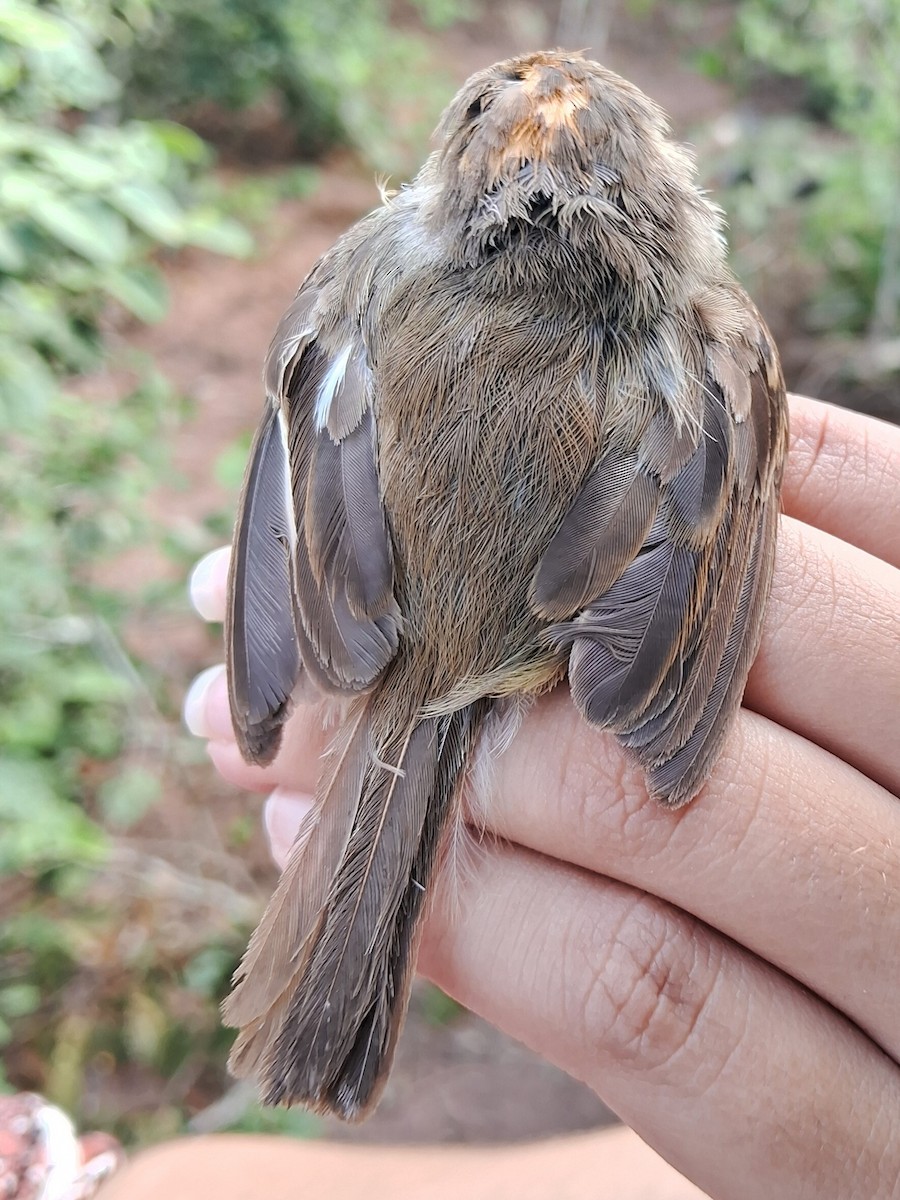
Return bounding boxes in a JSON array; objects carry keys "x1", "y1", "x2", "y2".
[
  {"x1": 116, "y1": 0, "x2": 466, "y2": 173},
  {"x1": 696, "y1": 0, "x2": 900, "y2": 391},
  {"x1": 0, "y1": 0, "x2": 256, "y2": 1136},
  {"x1": 0, "y1": 0, "x2": 473, "y2": 1145}
]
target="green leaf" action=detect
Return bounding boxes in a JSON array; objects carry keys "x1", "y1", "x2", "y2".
[
  {"x1": 0, "y1": 345, "x2": 56, "y2": 425},
  {"x1": 1, "y1": 280, "x2": 97, "y2": 369},
  {"x1": 418, "y1": 983, "x2": 464, "y2": 1027},
  {"x1": 0, "y1": 759, "x2": 106, "y2": 874},
  {"x1": 31, "y1": 195, "x2": 129, "y2": 263},
  {"x1": 97, "y1": 765, "x2": 161, "y2": 830},
  {"x1": 0, "y1": 3, "x2": 70, "y2": 49},
  {"x1": 183, "y1": 946, "x2": 235, "y2": 995},
  {"x1": 214, "y1": 433, "x2": 253, "y2": 490},
  {"x1": 57, "y1": 662, "x2": 133, "y2": 705},
  {"x1": 0, "y1": 983, "x2": 40, "y2": 1020},
  {"x1": 103, "y1": 265, "x2": 169, "y2": 322},
  {"x1": 224, "y1": 1102, "x2": 320, "y2": 1139},
  {"x1": 0, "y1": 169, "x2": 54, "y2": 212},
  {"x1": 32, "y1": 36, "x2": 119, "y2": 113},
  {"x1": 182, "y1": 210, "x2": 255, "y2": 258},
  {"x1": 110, "y1": 181, "x2": 188, "y2": 244},
  {"x1": 32, "y1": 131, "x2": 121, "y2": 189},
  {"x1": 691, "y1": 48, "x2": 728, "y2": 79},
  {"x1": 125, "y1": 992, "x2": 169, "y2": 1063},
  {"x1": 0, "y1": 687, "x2": 62, "y2": 752},
  {"x1": 0, "y1": 226, "x2": 25, "y2": 271},
  {"x1": 146, "y1": 120, "x2": 209, "y2": 165}
]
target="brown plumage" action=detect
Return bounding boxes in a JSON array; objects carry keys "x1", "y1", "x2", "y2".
[{"x1": 223, "y1": 50, "x2": 788, "y2": 1119}]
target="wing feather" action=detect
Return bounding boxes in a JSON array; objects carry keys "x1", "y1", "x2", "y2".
[
  {"x1": 532, "y1": 455, "x2": 660, "y2": 620},
  {"x1": 538, "y1": 319, "x2": 785, "y2": 806},
  {"x1": 226, "y1": 403, "x2": 302, "y2": 764},
  {"x1": 226, "y1": 284, "x2": 401, "y2": 762}
]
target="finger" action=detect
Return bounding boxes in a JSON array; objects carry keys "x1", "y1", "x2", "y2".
[
  {"x1": 195, "y1": 407, "x2": 900, "y2": 791},
  {"x1": 206, "y1": 741, "x2": 282, "y2": 793},
  {"x1": 186, "y1": 548, "x2": 330, "y2": 798},
  {"x1": 264, "y1": 789, "x2": 314, "y2": 867},
  {"x1": 99, "y1": 1125, "x2": 708, "y2": 1200},
  {"x1": 206, "y1": 715, "x2": 326, "y2": 796},
  {"x1": 784, "y1": 395, "x2": 900, "y2": 568},
  {"x1": 419, "y1": 841, "x2": 900, "y2": 1200},
  {"x1": 184, "y1": 659, "x2": 327, "y2": 794},
  {"x1": 745, "y1": 515, "x2": 900, "y2": 793},
  {"x1": 476, "y1": 692, "x2": 900, "y2": 1064},
  {"x1": 189, "y1": 546, "x2": 231, "y2": 622},
  {"x1": 183, "y1": 665, "x2": 233, "y2": 742},
  {"x1": 182, "y1": 667, "x2": 267, "y2": 789},
  {"x1": 183, "y1": 664, "x2": 280, "y2": 791},
  {"x1": 183, "y1": 660, "x2": 314, "y2": 867}
]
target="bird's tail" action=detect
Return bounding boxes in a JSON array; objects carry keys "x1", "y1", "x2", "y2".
[{"x1": 223, "y1": 691, "x2": 487, "y2": 1119}]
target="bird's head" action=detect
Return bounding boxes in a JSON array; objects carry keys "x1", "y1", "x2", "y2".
[{"x1": 418, "y1": 51, "x2": 725, "y2": 292}]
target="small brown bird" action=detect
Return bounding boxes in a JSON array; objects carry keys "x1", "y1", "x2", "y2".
[{"x1": 223, "y1": 50, "x2": 787, "y2": 1119}]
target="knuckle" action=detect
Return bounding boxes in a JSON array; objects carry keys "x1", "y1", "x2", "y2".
[
  {"x1": 790, "y1": 401, "x2": 891, "y2": 512},
  {"x1": 570, "y1": 896, "x2": 728, "y2": 1081}
]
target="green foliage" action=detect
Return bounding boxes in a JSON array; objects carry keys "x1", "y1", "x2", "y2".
[
  {"x1": 0, "y1": 6, "x2": 251, "y2": 420},
  {"x1": 0, "y1": 0, "x2": 253, "y2": 1133},
  {"x1": 221, "y1": 1100, "x2": 321, "y2": 1138},
  {"x1": 707, "y1": 0, "x2": 900, "y2": 345},
  {"x1": 418, "y1": 983, "x2": 464, "y2": 1027},
  {"x1": 198, "y1": 164, "x2": 319, "y2": 227},
  {"x1": 116, "y1": 0, "x2": 469, "y2": 173}
]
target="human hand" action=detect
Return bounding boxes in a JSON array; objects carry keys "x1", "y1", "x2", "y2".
[{"x1": 185, "y1": 394, "x2": 900, "y2": 1200}]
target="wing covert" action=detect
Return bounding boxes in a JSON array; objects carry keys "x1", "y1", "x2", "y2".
[
  {"x1": 226, "y1": 284, "x2": 401, "y2": 764},
  {"x1": 536, "y1": 320, "x2": 786, "y2": 806}
]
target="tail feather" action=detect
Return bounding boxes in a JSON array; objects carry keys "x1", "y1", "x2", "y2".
[
  {"x1": 225, "y1": 693, "x2": 487, "y2": 1119},
  {"x1": 322, "y1": 704, "x2": 481, "y2": 1116},
  {"x1": 223, "y1": 703, "x2": 370, "y2": 1031}
]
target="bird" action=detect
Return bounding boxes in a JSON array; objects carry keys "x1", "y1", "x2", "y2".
[{"x1": 221, "y1": 49, "x2": 788, "y2": 1120}]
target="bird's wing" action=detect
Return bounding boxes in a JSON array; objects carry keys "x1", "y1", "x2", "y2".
[
  {"x1": 533, "y1": 315, "x2": 786, "y2": 806},
  {"x1": 226, "y1": 282, "x2": 401, "y2": 765}
]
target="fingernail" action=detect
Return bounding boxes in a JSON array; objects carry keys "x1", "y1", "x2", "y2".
[
  {"x1": 183, "y1": 664, "x2": 227, "y2": 737},
  {"x1": 189, "y1": 547, "x2": 231, "y2": 622},
  {"x1": 264, "y1": 789, "x2": 314, "y2": 868}
]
